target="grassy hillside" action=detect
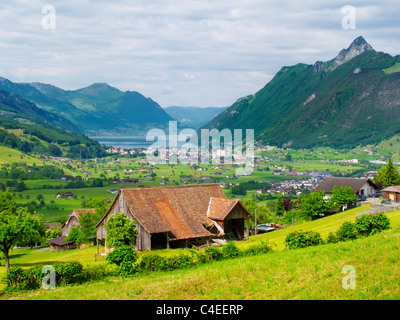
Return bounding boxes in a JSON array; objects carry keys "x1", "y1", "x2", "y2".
[
  {"x1": 2, "y1": 206, "x2": 400, "y2": 300},
  {"x1": 19, "y1": 226, "x2": 400, "y2": 300}
]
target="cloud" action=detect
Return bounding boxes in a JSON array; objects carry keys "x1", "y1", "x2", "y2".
[{"x1": 0, "y1": 0, "x2": 399, "y2": 107}]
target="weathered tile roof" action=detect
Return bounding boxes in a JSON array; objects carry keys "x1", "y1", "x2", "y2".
[
  {"x1": 207, "y1": 197, "x2": 251, "y2": 221},
  {"x1": 110, "y1": 184, "x2": 228, "y2": 241},
  {"x1": 48, "y1": 235, "x2": 75, "y2": 246},
  {"x1": 381, "y1": 185, "x2": 400, "y2": 193}
]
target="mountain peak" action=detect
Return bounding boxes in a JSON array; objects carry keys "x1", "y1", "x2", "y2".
[
  {"x1": 314, "y1": 36, "x2": 374, "y2": 73},
  {"x1": 329, "y1": 36, "x2": 374, "y2": 70}
]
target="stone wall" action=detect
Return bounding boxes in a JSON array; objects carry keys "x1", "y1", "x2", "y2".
[{"x1": 369, "y1": 203, "x2": 400, "y2": 214}]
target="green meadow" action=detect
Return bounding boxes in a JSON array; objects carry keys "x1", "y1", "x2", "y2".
[{"x1": 1, "y1": 205, "x2": 400, "y2": 300}]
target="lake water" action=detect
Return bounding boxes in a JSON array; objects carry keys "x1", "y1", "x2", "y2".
[{"x1": 90, "y1": 135, "x2": 197, "y2": 150}]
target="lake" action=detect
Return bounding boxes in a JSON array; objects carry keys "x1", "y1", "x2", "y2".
[{"x1": 90, "y1": 135, "x2": 197, "y2": 150}]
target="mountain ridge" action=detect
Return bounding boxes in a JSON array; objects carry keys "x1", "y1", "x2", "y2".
[
  {"x1": 201, "y1": 37, "x2": 400, "y2": 149},
  {"x1": 0, "y1": 78, "x2": 175, "y2": 136}
]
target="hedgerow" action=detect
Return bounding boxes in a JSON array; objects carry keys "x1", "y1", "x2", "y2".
[
  {"x1": 122, "y1": 240, "x2": 273, "y2": 276},
  {"x1": 3, "y1": 240, "x2": 272, "y2": 291}
]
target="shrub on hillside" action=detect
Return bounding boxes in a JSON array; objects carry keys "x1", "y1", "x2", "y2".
[
  {"x1": 285, "y1": 230, "x2": 323, "y2": 250},
  {"x1": 3, "y1": 267, "x2": 41, "y2": 291},
  {"x1": 55, "y1": 262, "x2": 84, "y2": 285},
  {"x1": 106, "y1": 245, "x2": 138, "y2": 266},
  {"x1": 335, "y1": 222, "x2": 358, "y2": 242},
  {"x1": 325, "y1": 232, "x2": 338, "y2": 244},
  {"x1": 355, "y1": 213, "x2": 391, "y2": 237}
]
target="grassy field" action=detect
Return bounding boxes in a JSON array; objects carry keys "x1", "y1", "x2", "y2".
[
  {"x1": 1, "y1": 205, "x2": 400, "y2": 300},
  {"x1": 6, "y1": 221, "x2": 400, "y2": 300},
  {"x1": 384, "y1": 62, "x2": 400, "y2": 75},
  {"x1": 0, "y1": 146, "x2": 43, "y2": 166}
]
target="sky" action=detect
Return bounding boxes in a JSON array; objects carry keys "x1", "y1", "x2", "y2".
[{"x1": 0, "y1": 0, "x2": 399, "y2": 108}]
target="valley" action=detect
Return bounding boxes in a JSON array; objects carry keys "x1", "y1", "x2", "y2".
[{"x1": 1, "y1": 35, "x2": 400, "y2": 303}]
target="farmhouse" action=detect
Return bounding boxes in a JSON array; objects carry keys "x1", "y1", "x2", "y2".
[
  {"x1": 61, "y1": 208, "x2": 96, "y2": 236},
  {"x1": 95, "y1": 184, "x2": 251, "y2": 252},
  {"x1": 315, "y1": 177, "x2": 378, "y2": 197}
]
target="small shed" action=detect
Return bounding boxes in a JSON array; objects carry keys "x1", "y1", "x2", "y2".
[
  {"x1": 381, "y1": 186, "x2": 400, "y2": 202},
  {"x1": 206, "y1": 197, "x2": 250, "y2": 240},
  {"x1": 48, "y1": 236, "x2": 77, "y2": 251}
]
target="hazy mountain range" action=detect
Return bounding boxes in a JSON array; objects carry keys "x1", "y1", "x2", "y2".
[
  {"x1": 1, "y1": 36, "x2": 400, "y2": 151},
  {"x1": 164, "y1": 106, "x2": 227, "y2": 129}
]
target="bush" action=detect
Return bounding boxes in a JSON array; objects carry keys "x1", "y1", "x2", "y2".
[
  {"x1": 355, "y1": 213, "x2": 391, "y2": 237},
  {"x1": 326, "y1": 232, "x2": 338, "y2": 244},
  {"x1": 336, "y1": 222, "x2": 358, "y2": 242},
  {"x1": 285, "y1": 230, "x2": 323, "y2": 250},
  {"x1": 3, "y1": 267, "x2": 40, "y2": 291},
  {"x1": 132, "y1": 254, "x2": 166, "y2": 273},
  {"x1": 82, "y1": 262, "x2": 119, "y2": 281},
  {"x1": 221, "y1": 241, "x2": 240, "y2": 259},
  {"x1": 106, "y1": 246, "x2": 138, "y2": 266},
  {"x1": 242, "y1": 241, "x2": 272, "y2": 256},
  {"x1": 55, "y1": 262, "x2": 84, "y2": 285}
]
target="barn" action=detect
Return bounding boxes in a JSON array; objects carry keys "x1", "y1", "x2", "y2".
[
  {"x1": 95, "y1": 184, "x2": 251, "y2": 252},
  {"x1": 61, "y1": 208, "x2": 96, "y2": 236}
]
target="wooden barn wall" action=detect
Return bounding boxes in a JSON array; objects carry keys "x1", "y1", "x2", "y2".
[
  {"x1": 97, "y1": 193, "x2": 131, "y2": 240},
  {"x1": 135, "y1": 223, "x2": 151, "y2": 251},
  {"x1": 225, "y1": 205, "x2": 247, "y2": 220},
  {"x1": 97, "y1": 192, "x2": 150, "y2": 251}
]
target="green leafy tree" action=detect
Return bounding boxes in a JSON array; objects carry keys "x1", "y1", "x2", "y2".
[
  {"x1": 83, "y1": 197, "x2": 109, "y2": 217},
  {"x1": 105, "y1": 213, "x2": 137, "y2": 248},
  {"x1": 0, "y1": 190, "x2": 45, "y2": 271},
  {"x1": 47, "y1": 226, "x2": 62, "y2": 239},
  {"x1": 373, "y1": 158, "x2": 400, "y2": 188},
  {"x1": 75, "y1": 211, "x2": 104, "y2": 245},
  {"x1": 329, "y1": 186, "x2": 357, "y2": 208},
  {"x1": 274, "y1": 194, "x2": 285, "y2": 218},
  {"x1": 299, "y1": 190, "x2": 332, "y2": 219},
  {"x1": 243, "y1": 198, "x2": 271, "y2": 225}
]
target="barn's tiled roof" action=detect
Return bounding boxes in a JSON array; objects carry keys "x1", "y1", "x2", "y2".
[
  {"x1": 121, "y1": 184, "x2": 227, "y2": 240},
  {"x1": 207, "y1": 197, "x2": 251, "y2": 221}
]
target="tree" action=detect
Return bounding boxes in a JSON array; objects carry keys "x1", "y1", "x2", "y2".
[
  {"x1": 243, "y1": 198, "x2": 271, "y2": 225},
  {"x1": 299, "y1": 190, "x2": 332, "y2": 219},
  {"x1": 83, "y1": 197, "x2": 109, "y2": 217},
  {"x1": 274, "y1": 194, "x2": 285, "y2": 218},
  {"x1": 73, "y1": 210, "x2": 103, "y2": 245},
  {"x1": 231, "y1": 185, "x2": 246, "y2": 196},
  {"x1": 0, "y1": 190, "x2": 46, "y2": 271},
  {"x1": 105, "y1": 213, "x2": 137, "y2": 248},
  {"x1": 329, "y1": 185, "x2": 357, "y2": 208},
  {"x1": 373, "y1": 158, "x2": 400, "y2": 188}
]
